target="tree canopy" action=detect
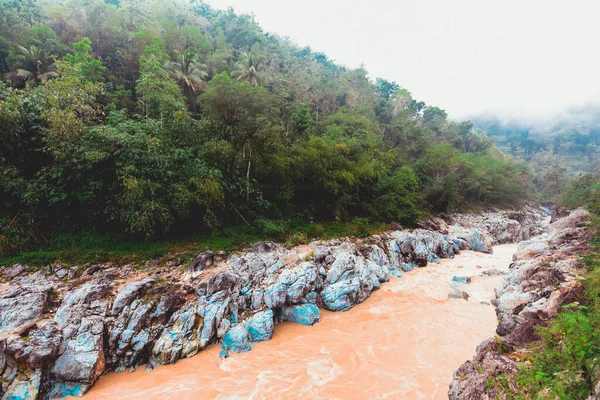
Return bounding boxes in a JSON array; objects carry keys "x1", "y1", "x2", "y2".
[{"x1": 0, "y1": 0, "x2": 533, "y2": 255}]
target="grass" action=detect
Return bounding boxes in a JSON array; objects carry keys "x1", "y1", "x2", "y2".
[{"x1": 0, "y1": 220, "x2": 389, "y2": 268}]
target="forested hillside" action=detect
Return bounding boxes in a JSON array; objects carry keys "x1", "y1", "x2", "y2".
[
  {"x1": 474, "y1": 108, "x2": 600, "y2": 201},
  {"x1": 0, "y1": 0, "x2": 533, "y2": 257}
]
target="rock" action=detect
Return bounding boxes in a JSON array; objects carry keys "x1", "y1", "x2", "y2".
[
  {"x1": 50, "y1": 283, "x2": 110, "y2": 396},
  {"x1": 85, "y1": 265, "x2": 102, "y2": 275},
  {"x1": 264, "y1": 283, "x2": 286, "y2": 309},
  {"x1": 110, "y1": 278, "x2": 155, "y2": 315},
  {"x1": 222, "y1": 324, "x2": 252, "y2": 354},
  {"x1": 0, "y1": 286, "x2": 48, "y2": 335},
  {"x1": 448, "y1": 289, "x2": 470, "y2": 300},
  {"x1": 482, "y1": 269, "x2": 505, "y2": 276},
  {"x1": 250, "y1": 290, "x2": 263, "y2": 310},
  {"x1": 150, "y1": 302, "x2": 201, "y2": 367},
  {"x1": 184, "y1": 251, "x2": 215, "y2": 279},
  {"x1": 448, "y1": 338, "x2": 518, "y2": 400},
  {"x1": 451, "y1": 276, "x2": 472, "y2": 284},
  {"x1": 321, "y1": 278, "x2": 361, "y2": 311},
  {"x1": 5, "y1": 264, "x2": 26, "y2": 278},
  {"x1": 281, "y1": 304, "x2": 320, "y2": 326},
  {"x1": 246, "y1": 310, "x2": 274, "y2": 342},
  {"x1": 279, "y1": 262, "x2": 320, "y2": 305}
]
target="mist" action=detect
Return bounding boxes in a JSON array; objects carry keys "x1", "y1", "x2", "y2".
[{"x1": 208, "y1": 0, "x2": 600, "y2": 121}]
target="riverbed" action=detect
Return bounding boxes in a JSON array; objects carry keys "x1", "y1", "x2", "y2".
[{"x1": 83, "y1": 244, "x2": 517, "y2": 400}]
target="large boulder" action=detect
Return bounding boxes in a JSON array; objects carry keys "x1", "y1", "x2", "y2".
[
  {"x1": 281, "y1": 304, "x2": 320, "y2": 326},
  {"x1": 222, "y1": 324, "x2": 252, "y2": 354},
  {"x1": 321, "y1": 277, "x2": 362, "y2": 312},
  {"x1": 246, "y1": 310, "x2": 274, "y2": 342}
]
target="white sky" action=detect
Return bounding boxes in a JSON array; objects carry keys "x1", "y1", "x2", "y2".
[{"x1": 207, "y1": 0, "x2": 600, "y2": 121}]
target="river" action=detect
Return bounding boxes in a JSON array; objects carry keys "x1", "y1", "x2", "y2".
[{"x1": 82, "y1": 244, "x2": 517, "y2": 400}]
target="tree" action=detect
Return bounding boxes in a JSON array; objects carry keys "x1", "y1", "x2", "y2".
[
  {"x1": 164, "y1": 50, "x2": 207, "y2": 111},
  {"x1": 137, "y1": 54, "x2": 185, "y2": 121},
  {"x1": 231, "y1": 52, "x2": 266, "y2": 86},
  {"x1": 10, "y1": 45, "x2": 58, "y2": 87}
]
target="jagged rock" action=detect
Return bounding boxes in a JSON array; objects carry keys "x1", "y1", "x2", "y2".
[
  {"x1": 185, "y1": 251, "x2": 215, "y2": 279},
  {"x1": 279, "y1": 262, "x2": 320, "y2": 305},
  {"x1": 6, "y1": 320, "x2": 62, "y2": 366},
  {"x1": 50, "y1": 282, "x2": 111, "y2": 397},
  {"x1": 110, "y1": 278, "x2": 155, "y2": 315},
  {"x1": 5, "y1": 264, "x2": 26, "y2": 278},
  {"x1": 321, "y1": 278, "x2": 361, "y2": 311},
  {"x1": 222, "y1": 324, "x2": 252, "y2": 354},
  {"x1": 246, "y1": 310, "x2": 274, "y2": 342},
  {"x1": 0, "y1": 286, "x2": 48, "y2": 335},
  {"x1": 448, "y1": 338, "x2": 518, "y2": 400},
  {"x1": 150, "y1": 302, "x2": 201, "y2": 367},
  {"x1": 84, "y1": 265, "x2": 102, "y2": 276},
  {"x1": 264, "y1": 283, "x2": 286, "y2": 309},
  {"x1": 281, "y1": 304, "x2": 320, "y2": 326}
]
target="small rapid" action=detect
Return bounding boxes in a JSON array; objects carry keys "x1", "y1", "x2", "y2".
[{"x1": 82, "y1": 244, "x2": 517, "y2": 400}]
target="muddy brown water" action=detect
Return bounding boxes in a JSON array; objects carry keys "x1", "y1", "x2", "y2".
[{"x1": 82, "y1": 244, "x2": 517, "y2": 400}]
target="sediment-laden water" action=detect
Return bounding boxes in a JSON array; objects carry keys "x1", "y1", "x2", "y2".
[{"x1": 82, "y1": 244, "x2": 516, "y2": 400}]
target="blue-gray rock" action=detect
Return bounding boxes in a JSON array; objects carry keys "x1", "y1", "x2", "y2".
[
  {"x1": 321, "y1": 278, "x2": 361, "y2": 312},
  {"x1": 281, "y1": 304, "x2": 320, "y2": 326},
  {"x1": 222, "y1": 324, "x2": 252, "y2": 354},
  {"x1": 0, "y1": 286, "x2": 48, "y2": 335},
  {"x1": 251, "y1": 290, "x2": 263, "y2": 310},
  {"x1": 452, "y1": 276, "x2": 472, "y2": 284},
  {"x1": 110, "y1": 278, "x2": 155, "y2": 315},
  {"x1": 264, "y1": 283, "x2": 286, "y2": 309},
  {"x1": 150, "y1": 303, "x2": 201, "y2": 367},
  {"x1": 246, "y1": 310, "x2": 274, "y2": 342}
]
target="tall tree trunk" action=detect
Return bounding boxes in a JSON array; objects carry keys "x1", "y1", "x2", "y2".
[{"x1": 246, "y1": 144, "x2": 252, "y2": 203}]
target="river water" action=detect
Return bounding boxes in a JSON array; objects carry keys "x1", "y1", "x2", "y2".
[{"x1": 83, "y1": 244, "x2": 517, "y2": 400}]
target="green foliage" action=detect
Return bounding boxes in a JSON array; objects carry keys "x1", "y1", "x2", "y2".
[
  {"x1": 0, "y1": 0, "x2": 533, "y2": 259},
  {"x1": 560, "y1": 173, "x2": 600, "y2": 210}
]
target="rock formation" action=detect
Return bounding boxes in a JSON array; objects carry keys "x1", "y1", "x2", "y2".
[
  {"x1": 0, "y1": 206, "x2": 548, "y2": 399},
  {"x1": 449, "y1": 209, "x2": 591, "y2": 399}
]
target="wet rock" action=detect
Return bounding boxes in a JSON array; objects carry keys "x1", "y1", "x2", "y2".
[
  {"x1": 451, "y1": 276, "x2": 472, "y2": 284},
  {"x1": 448, "y1": 289, "x2": 470, "y2": 300},
  {"x1": 222, "y1": 324, "x2": 252, "y2": 354},
  {"x1": 279, "y1": 262, "x2": 320, "y2": 305},
  {"x1": 246, "y1": 310, "x2": 274, "y2": 342},
  {"x1": 281, "y1": 304, "x2": 320, "y2": 326}
]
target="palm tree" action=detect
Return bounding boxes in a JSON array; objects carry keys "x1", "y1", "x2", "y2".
[
  {"x1": 231, "y1": 52, "x2": 266, "y2": 86},
  {"x1": 164, "y1": 50, "x2": 207, "y2": 112},
  {"x1": 8, "y1": 45, "x2": 58, "y2": 87}
]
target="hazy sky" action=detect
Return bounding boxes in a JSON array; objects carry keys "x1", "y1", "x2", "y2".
[{"x1": 208, "y1": 0, "x2": 600, "y2": 120}]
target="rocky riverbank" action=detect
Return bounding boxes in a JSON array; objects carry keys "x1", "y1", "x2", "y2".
[
  {"x1": 0, "y1": 206, "x2": 547, "y2": 399},
  {"x1": 448, "y1": 208, "x2": 592, "y2": 399}
]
